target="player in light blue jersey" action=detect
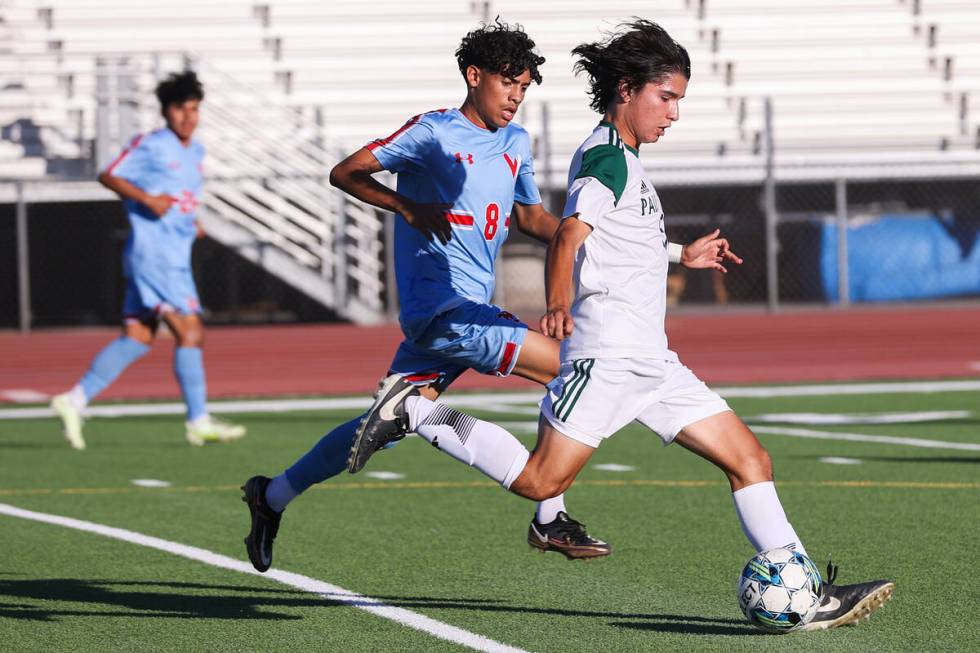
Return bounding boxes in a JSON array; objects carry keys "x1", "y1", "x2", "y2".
[
  {"x1": 51, "y1": 72, "x2": 245, "y2": 449},
  {"x1": 242, "y1": 21, "x2": 635, "y2": 571},
  {"x1": 242, "y1": 21, "x2": 733, "y2": 570}
]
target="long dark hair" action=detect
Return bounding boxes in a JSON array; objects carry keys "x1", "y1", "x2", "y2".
[{"x1": 572, "y1": 19, "x2": 690, "y2": 113}]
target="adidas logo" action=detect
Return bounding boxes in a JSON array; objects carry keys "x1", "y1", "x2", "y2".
[{"x1": 640, "y1": 180, "x2": 651, "y2": 194}]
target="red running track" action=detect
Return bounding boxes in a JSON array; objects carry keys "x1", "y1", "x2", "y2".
[{"x1": 1, "y1": 306, "x2": 979, "y2": 402}]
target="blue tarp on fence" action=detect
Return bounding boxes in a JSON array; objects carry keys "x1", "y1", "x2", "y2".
[{"x1": 820, "y1": 214, "x2": 980, "y2": 302}]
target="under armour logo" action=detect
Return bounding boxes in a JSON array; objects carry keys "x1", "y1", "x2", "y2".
[
  {"x1": 173, "y1": 190, "x2": 199, "y2": 214},
  {"x1": 455, "y1": 152, "x2": 474, "y2": 164}
]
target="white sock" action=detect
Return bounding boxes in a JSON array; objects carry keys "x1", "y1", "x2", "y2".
[
  {"x1": 188, "y1": 414, "x2": 211, "y2": 428},
  {"x1": 732, "y1": 481, "x2": 806, "y2": 556},
  {"x1": 535, "y1": 495, "x2": 566, "y2": 524},
  {"x1": 264, "y1": 474, "x2": 297, "y2": 513},
  {"x1": 409, "y1": 397, "x2": 529, "y2": 488},
  {"x1": 68, "y1": 385, "x2": 88, "y2": 411}
]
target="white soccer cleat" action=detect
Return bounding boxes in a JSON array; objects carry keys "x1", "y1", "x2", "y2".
[
  {"x1": 51, "y1": 393, "x2": 86, "y2": 450},
  {"x1": 185, "y1": 415, "x2": 247, "y2": 446}
]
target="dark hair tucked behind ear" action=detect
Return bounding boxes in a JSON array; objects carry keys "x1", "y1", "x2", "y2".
[
  {"x1": 572, "y1": 19, "x2": 690, "y2": 114},
  {"x1": 456, "y1": 18, "x2": 545, "y2": 84},
  {"x1": 155, "y1": 71, "x2": 204, "y2": 111}
]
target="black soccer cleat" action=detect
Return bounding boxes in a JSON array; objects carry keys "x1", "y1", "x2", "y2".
[
  {"x1": 527, "y1": 511, "x2": 612, "y2": 560},
  {"x1": 348, "y1": 374, "x2": 419, "y2": 473},
  {"x1": 241, "y1": 475, "x2": 283, "y2": 573},
  {"x1": 804, "y1": 560, "x2": 894, "y2": 630}
]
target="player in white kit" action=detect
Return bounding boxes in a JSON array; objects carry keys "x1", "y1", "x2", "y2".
[{"x1": 354, "y1": 20, "x2": 894, "y2": 630}]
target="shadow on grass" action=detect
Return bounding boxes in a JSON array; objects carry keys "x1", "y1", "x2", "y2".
[
  {"x1": 2, "y1": 578, "x2": 757, "y2": 635},
  {"x1": 612, "y1": 620, "x2": 767, "y2": 636},
  {"x1": 0, "y1": 578, "x2": 324, "y2": 621}
]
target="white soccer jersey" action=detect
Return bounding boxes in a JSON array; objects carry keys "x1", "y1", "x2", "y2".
[{"x1": 561, "y1": 121, "x2": 678, "y2": 362}]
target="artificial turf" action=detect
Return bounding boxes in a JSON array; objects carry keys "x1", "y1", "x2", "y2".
[{"x1": 1, "y1": 386, "x2": 978, "y2": 652}]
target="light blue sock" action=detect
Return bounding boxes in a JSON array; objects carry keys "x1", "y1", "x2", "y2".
[
  {"x1": 282, "y1": 416, "x2": 362, "y2": 497},
  {"x1": 78, "y1": 336, "x2": 151, "y2": 401},
  {"x1": 174, "y1": 347, "x2": 208, "y2": 421}
]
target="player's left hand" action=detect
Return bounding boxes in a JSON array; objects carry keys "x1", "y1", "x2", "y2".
[
  {"x1": 540, "y1": 307, "x2": 574, "y2": 341},
  {"x1": 680, "y1": 229, "x2": 743, "y2": 273}
]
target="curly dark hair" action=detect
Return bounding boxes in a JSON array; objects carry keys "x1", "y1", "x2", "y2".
[
  {"x1": 155, "y1": 71, "x2": 204, "y2": 113},
  {"x1": 572, "y1": 19, "x2": 690, "y2": 114},
  {"x1": 456, "y1": 18, "x2": 545, "y2": 84}
]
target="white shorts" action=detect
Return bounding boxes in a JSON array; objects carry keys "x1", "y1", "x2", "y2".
[{"x1": 541, "y1": 358, "x2": 732, "y2": 448}]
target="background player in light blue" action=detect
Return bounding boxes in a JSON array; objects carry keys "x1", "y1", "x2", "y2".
[
  {"x1": 51, "y1": 71, "x2": 245, "y2": 449},
  {"x1": 242, "y1": 21, "x2": 615, "y2": 571}
]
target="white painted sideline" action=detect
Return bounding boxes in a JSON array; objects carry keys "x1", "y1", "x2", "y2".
[
  {"x1": 1, "y1": 379, "x2": 978, "y2": 421},
  {"x1": 0, "y1": 503, "x2": 529, "y2": 653},
  {"x1": 747, "y1": 411, "x2": 971, "y2": 425},
  {"x1": 752, "y1": 426, "x2": 980, "y2": 451}
]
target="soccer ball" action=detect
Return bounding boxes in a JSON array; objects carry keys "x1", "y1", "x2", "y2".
[{"x1": 737, "y1": 547, "x2": 822, "y2": 633}]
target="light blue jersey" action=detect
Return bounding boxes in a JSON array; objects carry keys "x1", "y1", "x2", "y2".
[
  {"x1": 368, "y1": 108, "x2": 542, "y2": 340},
  {"x1": 105, "y1": 128, "x2": 204, "y2": 274}
]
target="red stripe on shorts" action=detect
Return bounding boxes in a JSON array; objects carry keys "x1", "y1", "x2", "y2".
[
  {"x1": 405, "y1": 372, "x2": 441, "y2": 384},
  {"x1": 497, "y1": 342, "x2": 518, "y2": 375}
]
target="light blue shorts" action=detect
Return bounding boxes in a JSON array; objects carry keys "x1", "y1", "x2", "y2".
[
  {"x1": 388, "y1": 301, "x2": 528, "y2": 391},
  {"x1": 123, "y1": 268, "x2": 201, "y2": 323}
]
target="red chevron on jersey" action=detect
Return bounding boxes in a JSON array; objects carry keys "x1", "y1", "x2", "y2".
[{"x1": 503, "y1": 153, "x2": 520, "y2": 178}]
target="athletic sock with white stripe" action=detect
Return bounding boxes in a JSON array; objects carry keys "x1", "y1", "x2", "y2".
[
  {"x1": 732, "y1": 481, "x2": 807, "y2": 555},
  {"x1": 406, "y1": 396, "x2": 529, "y2": 489}
]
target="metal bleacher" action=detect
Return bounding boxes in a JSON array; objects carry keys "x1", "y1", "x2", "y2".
[{"x1": 2, "y1": 0, "x2": 980, "y2": 319}]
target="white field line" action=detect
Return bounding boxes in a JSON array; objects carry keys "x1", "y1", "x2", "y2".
[
  {"x1": 499, "y1": 420, "x2": 980, "y2": 451},
  {"x1": 752, "y1": 426, "x2": 980, "y2": 451},
  {"x1": 747, "y1": 411, "x2": 971, "y2": 425},
  {"x1": 2, "y1": 379, "x2": 979, "y2": 421},
  {"x1": 0, "y1": 503, "x2": 530, "y2": 653}
]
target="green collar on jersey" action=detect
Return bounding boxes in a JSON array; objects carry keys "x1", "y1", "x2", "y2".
[{"x1": 598, "y1": 121, "x2": 639, "y2": 156}]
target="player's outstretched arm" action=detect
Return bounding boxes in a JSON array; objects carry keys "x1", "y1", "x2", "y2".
[
  {"x1": 679, "y1": 228, "x2": 743, "y2": 273},
  {"x1": 97, "y1": 171, "x2": 173, "y2": 217},
  {"x1": 329, "y1": 148, "x2": 452, "y2": 244},
  {"x1": 512, "y1": 201, "x2": 559, "y2": 244},
  {"x1": 540, "y1": 215, "x2": 593, "y2": 340}
]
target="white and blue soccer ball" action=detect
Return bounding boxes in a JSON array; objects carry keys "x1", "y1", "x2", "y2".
[{"x1": 737, "y1": 547, "x2": 822, "y2": 633}]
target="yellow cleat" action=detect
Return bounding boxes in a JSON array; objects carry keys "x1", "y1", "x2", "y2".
[
  {"x1": 51, "y1": 393, "x2": 86, "y2": 450},
  {"x1": 185, "y1": 415, "x2": 246, "y2": 446}
]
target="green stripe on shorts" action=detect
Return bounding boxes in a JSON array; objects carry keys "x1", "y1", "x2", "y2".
[{"x1": 555, "y1": 358, "x2": 595, "y2": 421}]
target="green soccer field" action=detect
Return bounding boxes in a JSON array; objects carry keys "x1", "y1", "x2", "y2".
[{"x1": 2, "y1": 383, "x2": 978, "y2": 652}]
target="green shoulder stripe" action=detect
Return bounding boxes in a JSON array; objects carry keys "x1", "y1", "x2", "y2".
[{"x1": 573, "y1": 143, "x2": 628, "y2": 205}]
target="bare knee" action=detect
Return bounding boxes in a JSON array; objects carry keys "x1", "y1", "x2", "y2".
[
  {"x1": 170, "y1": 317, "x2": 205, "y2": 347},
  {"x1": 178, "y1": 327, "x2": 204, "y2": 347},
  {"x1": 511, "y1": 473, "x2": 571, "y2": 502},
  {"x1": 728, "y1": 445, "x2": 773, "y2": 490},
  {"x1": 124, "y1": 321, "x2": 155, "y2": 345}
]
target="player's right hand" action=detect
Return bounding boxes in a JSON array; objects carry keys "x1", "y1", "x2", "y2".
[
  {"x1": 402, "y1": 201, "x2": 453, "y2": 245},
  {"x1": 540, "y1": 308, "x2": 574, "y2": 341},
  {"x1": 143, "y1": 194, "x2": 175, "y2": 217}
]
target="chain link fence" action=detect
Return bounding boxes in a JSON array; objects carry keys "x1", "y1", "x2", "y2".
[
  {"x1": 4, "y1": 175, "x2": 980, "y2": 331},
  {"x1": 495, "y1": 176, "x2": 980, "y2": 321},
  {"x1": 0, "y1": 183, "x2": 338, "y2": 330}
]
